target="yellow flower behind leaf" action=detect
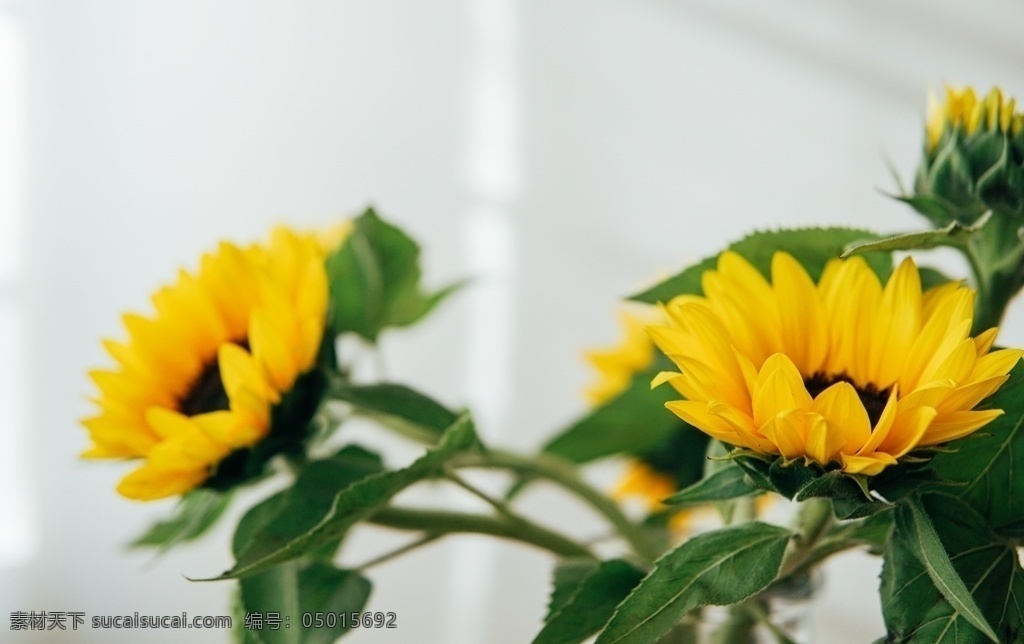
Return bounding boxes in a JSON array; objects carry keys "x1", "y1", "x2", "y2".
[
  {"x1": 585, "y1": 310, "x2": 657, "y2": 405},
  {"x1": 926, "y1": 85, "x2": 1024, "y2": 151},
  {"x1": 83, "y1": 227, "x2": 337, "y2": 500},
  {"x1": 612, "y1": 461, "x2": 676, "y2": 512},
  {"x1": 649, "y1": 251, "x2": 1022, "y2": 476}
]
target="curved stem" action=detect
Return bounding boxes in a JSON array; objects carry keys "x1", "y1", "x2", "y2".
[
  {"x1": 453, "y1": 449, "x2": 663, "y2": 562},
  {"x1": 367, "y1": 506, "x2": 594, "y2": 559},
  {"x1": 778, "y1": 497, "x2": 833, "y2": 580}
]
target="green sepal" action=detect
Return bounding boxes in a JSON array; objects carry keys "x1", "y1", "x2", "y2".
[
  {"x1": 534, "y1": 558, "x2": 647, "y2": 644},
  {"x1": 206, "y1": 414, "x2": 480, "y2": 580},
  {"x1": 729, "y1": 452, "x2": 820, "y2": 500},
  {"x1": 663, "y1": 464, "x2": 758, "y2": 508},
  {"x1": 629, "y1": 227, "x2": 892, "y2": 304},
  {"x1": 129, "y1": 489, "x2": 232, "y2": 552},
  {"x1": 325, "y1": 208, "x2": 463, "y2": 342},
  {"x1": 728, "y1": 450, "x2": 954, "y2": 520},
  {"x1": 594, "y1": 522, "x2": 792, "y2": 644}
]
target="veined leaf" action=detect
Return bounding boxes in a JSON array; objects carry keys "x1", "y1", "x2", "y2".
[
  {"x1": 841, "y1": 212, "x2": 991, "y2": 258},
  {"x1": 630, "y1": 228, "x2": 891, "y2": 304},
  {"x1": 543, "y1": 367, "x2": 684, "y2": 464},
  {"x1": 930, "y1": 361, "x2": 1024, "y2": 534},
  {"x1": 663, "y1": 465, "x2": 757, "y2": 507},
  {"x1": 231, "y1": 446, "x2": 385, "y2": 564},
  {"x1": 882, "y1": 493, "x2": 1023, "y2": 643},
  {"x1": 534, "y1": 559, "x2": 646, "y2": 644},
  {"x1": 892, "y1": 495, "x2": 999, "y2": 642},
  {"x1": 595, "y1": 522, "x2": 791, "y2": 644},
  {"x1": 331, "y1": 382, "x2": 460, "y2": 442},
  {"x1": 129, "y1": 489, "x2": 231, "y2": 551},
  {"x1": 326, "y1": 208, "x2": 462, "y2": 342},
  {"x1": 207, "y1": 415, "x2": 479, "y2": 580}
]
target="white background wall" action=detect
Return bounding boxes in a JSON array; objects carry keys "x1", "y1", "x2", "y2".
[{"x1": 3, "y1": 0, "x2": 1024, "y2": 642}]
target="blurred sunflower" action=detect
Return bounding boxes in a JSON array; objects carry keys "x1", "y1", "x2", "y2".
[
  {"x1": 649, "y1": 251, "x2": 1023, "y2": 476},
  {"x1": 585, "y1": 311, "x2": 656, "y2": 406},
  {"x1": 83, "y1": 226, "x2": 342, "y2": 500},
  {"x1": 586, "y1": 309, "x2": 698, "y2": 512},
  {"x1": 926, "y1": 85, "x2": 1023, "y2": 152}
]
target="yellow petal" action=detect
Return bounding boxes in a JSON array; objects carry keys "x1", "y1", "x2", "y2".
[
  {"x1": 870, "y1": 258, "x2": 922, "y2": 388},
  {"x1": 810, "y1": 382, "x2": 871, "y2": 454},
  {"x1": 857, "y1": 387, "x2": 899, "y2": 455},
  {"x1": 760, "y1": 410, "x2": 806, "y2": 460},
  {"x1": 920, "y1": 409, "x2": 1004, "y2": 445},
  {"x1": 752, "y1": 354, "x2": 812, "y2": 428},
  {"x1": 772, "y1": 253, "x2": 827, "y2": 375},
  {"x1": 841, "y1": 452, "x2": 897, "y2": 476},
  {"x1": 117, "y1": 465, "x2": 208, "y2": 501},
  {"x1": 666, "y1": 400, "x2": 756, "y2": 450},
  {"x1": 805, "y1": 413, "x2": 842, "y2": 466},
  {"x1": 878, "y1": 406, "x2": 937, "y2": 457}
]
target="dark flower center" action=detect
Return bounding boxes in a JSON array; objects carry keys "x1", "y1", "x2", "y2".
[
  {"x1": 803, "y1": 372, "x2": 891, "y2": 427},
  {"x1": 179, "y1": 340, "x2": 248, "y2": 417}
]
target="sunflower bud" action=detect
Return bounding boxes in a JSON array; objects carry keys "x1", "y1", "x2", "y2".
[{"x1": 916, "y1": 86, "x2": 1024, "y2": 224}]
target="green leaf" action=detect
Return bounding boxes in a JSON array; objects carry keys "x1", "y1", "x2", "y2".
[
  {"x1": 663, "y1": 465, "x2": 757, "y2": 507},
  {"x1": 325, "y1": 208, "x2": 462, "y2": 342},
  {"x1": 892, "y1": 495, "x2": 999, "y2": 642},
  {"x1": 208, "y1": 415, "x2": 479, "y2": 580},
  {"x1": 233, "y1": 446, "x2": 386, "y2": 564},
  {"x1": 930, "y1": 361, "x2": 1024, "y2": 534},
  {"x1": 330, "y1": 382, "x2": 460, "y2": 442},
  {"x1": 630, "y1": 227, "x2": 891, "y2": 304},
  {"x1": 918, "y1": 266, "x2": 956, "y2": 290},
  {"x1": 237, "y1": 561, "x2": 371, "y2": 644},
  {"x1": 893, "y1": 194, "x2": 958, "y2": 226},
  {"x1": 535, "y1": 559, "x2": 647, "y2": 644},
  {"x1": 546, "y1": 559, "x2": 600, "y2": 620},
  {"x1": 543, "y1": 368, "x2": 685, "y2": 464},
  {"x1": 129, "y1": 489, "x2": 232, "y2": 551},
  {"x1": 841, "y1": 212, "x2": 992, "y2": 258},
  {"x1": 296, "y1": 564, "x2": 372, "y2": 643},
  {"x1": 882, "y1": 493, "x2": 1023, "y2": 643},
  {"x1": 595, "y1": 522, "x2": 791, "y2": 644}
]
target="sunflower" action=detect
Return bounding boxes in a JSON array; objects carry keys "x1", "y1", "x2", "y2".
[
  {"x1": 585, "y1": 309, "x2": 706, "y2": 511},
  {"x1": 83, "y1": 226, "x2": 336, "y2": 500},
  {"x1": 648, "y1": 251, "x2": 1023, "y2": 476},
  {"x1": 585, "y1": 310, "x2": 658, "y2": 405},
  {"x1": 926, "y1": 85, "x2": 1023, "y2": 152}
]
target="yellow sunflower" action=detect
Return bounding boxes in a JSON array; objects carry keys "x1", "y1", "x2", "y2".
[
  {"x1": 83, "y1": 226, "x2": 337, "y2": 500},
  {"x1": 585, "y1": 310, "x2": 658, "y2": 405},
  {"x1": 611, "y1": 460, "x2": 676, "y2": 512},
  {"x1": 648, "y1": 251, "x2": 1022, "y2": 476},
  {"x1": 926, "y1": 85, "x2": 1023, "y2": 151}
]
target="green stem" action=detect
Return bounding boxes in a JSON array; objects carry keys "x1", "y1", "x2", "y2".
[
  {"x1": 452, "y1": 449, "x2": 662, "y2": 562},
  {"x1": 965, "y1": 233, "x2": 1024, "y2": 334},
  {"x1": 354, "y1": 532, "x2": 443, "y2": 571},
  {"x1": 777, "y1": 498, "x2": 833, "y2": 579},
  {"x1": 708, "y1": 602, "x2": 759, "y2": 644},
  {"x1": 367, "y1": 506, "x2": 594, "y2": 559}
]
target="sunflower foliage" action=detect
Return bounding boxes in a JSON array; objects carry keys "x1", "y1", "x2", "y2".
[{"x1": 85, "y1": 86, "x2": 1024, "y2": 644}]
